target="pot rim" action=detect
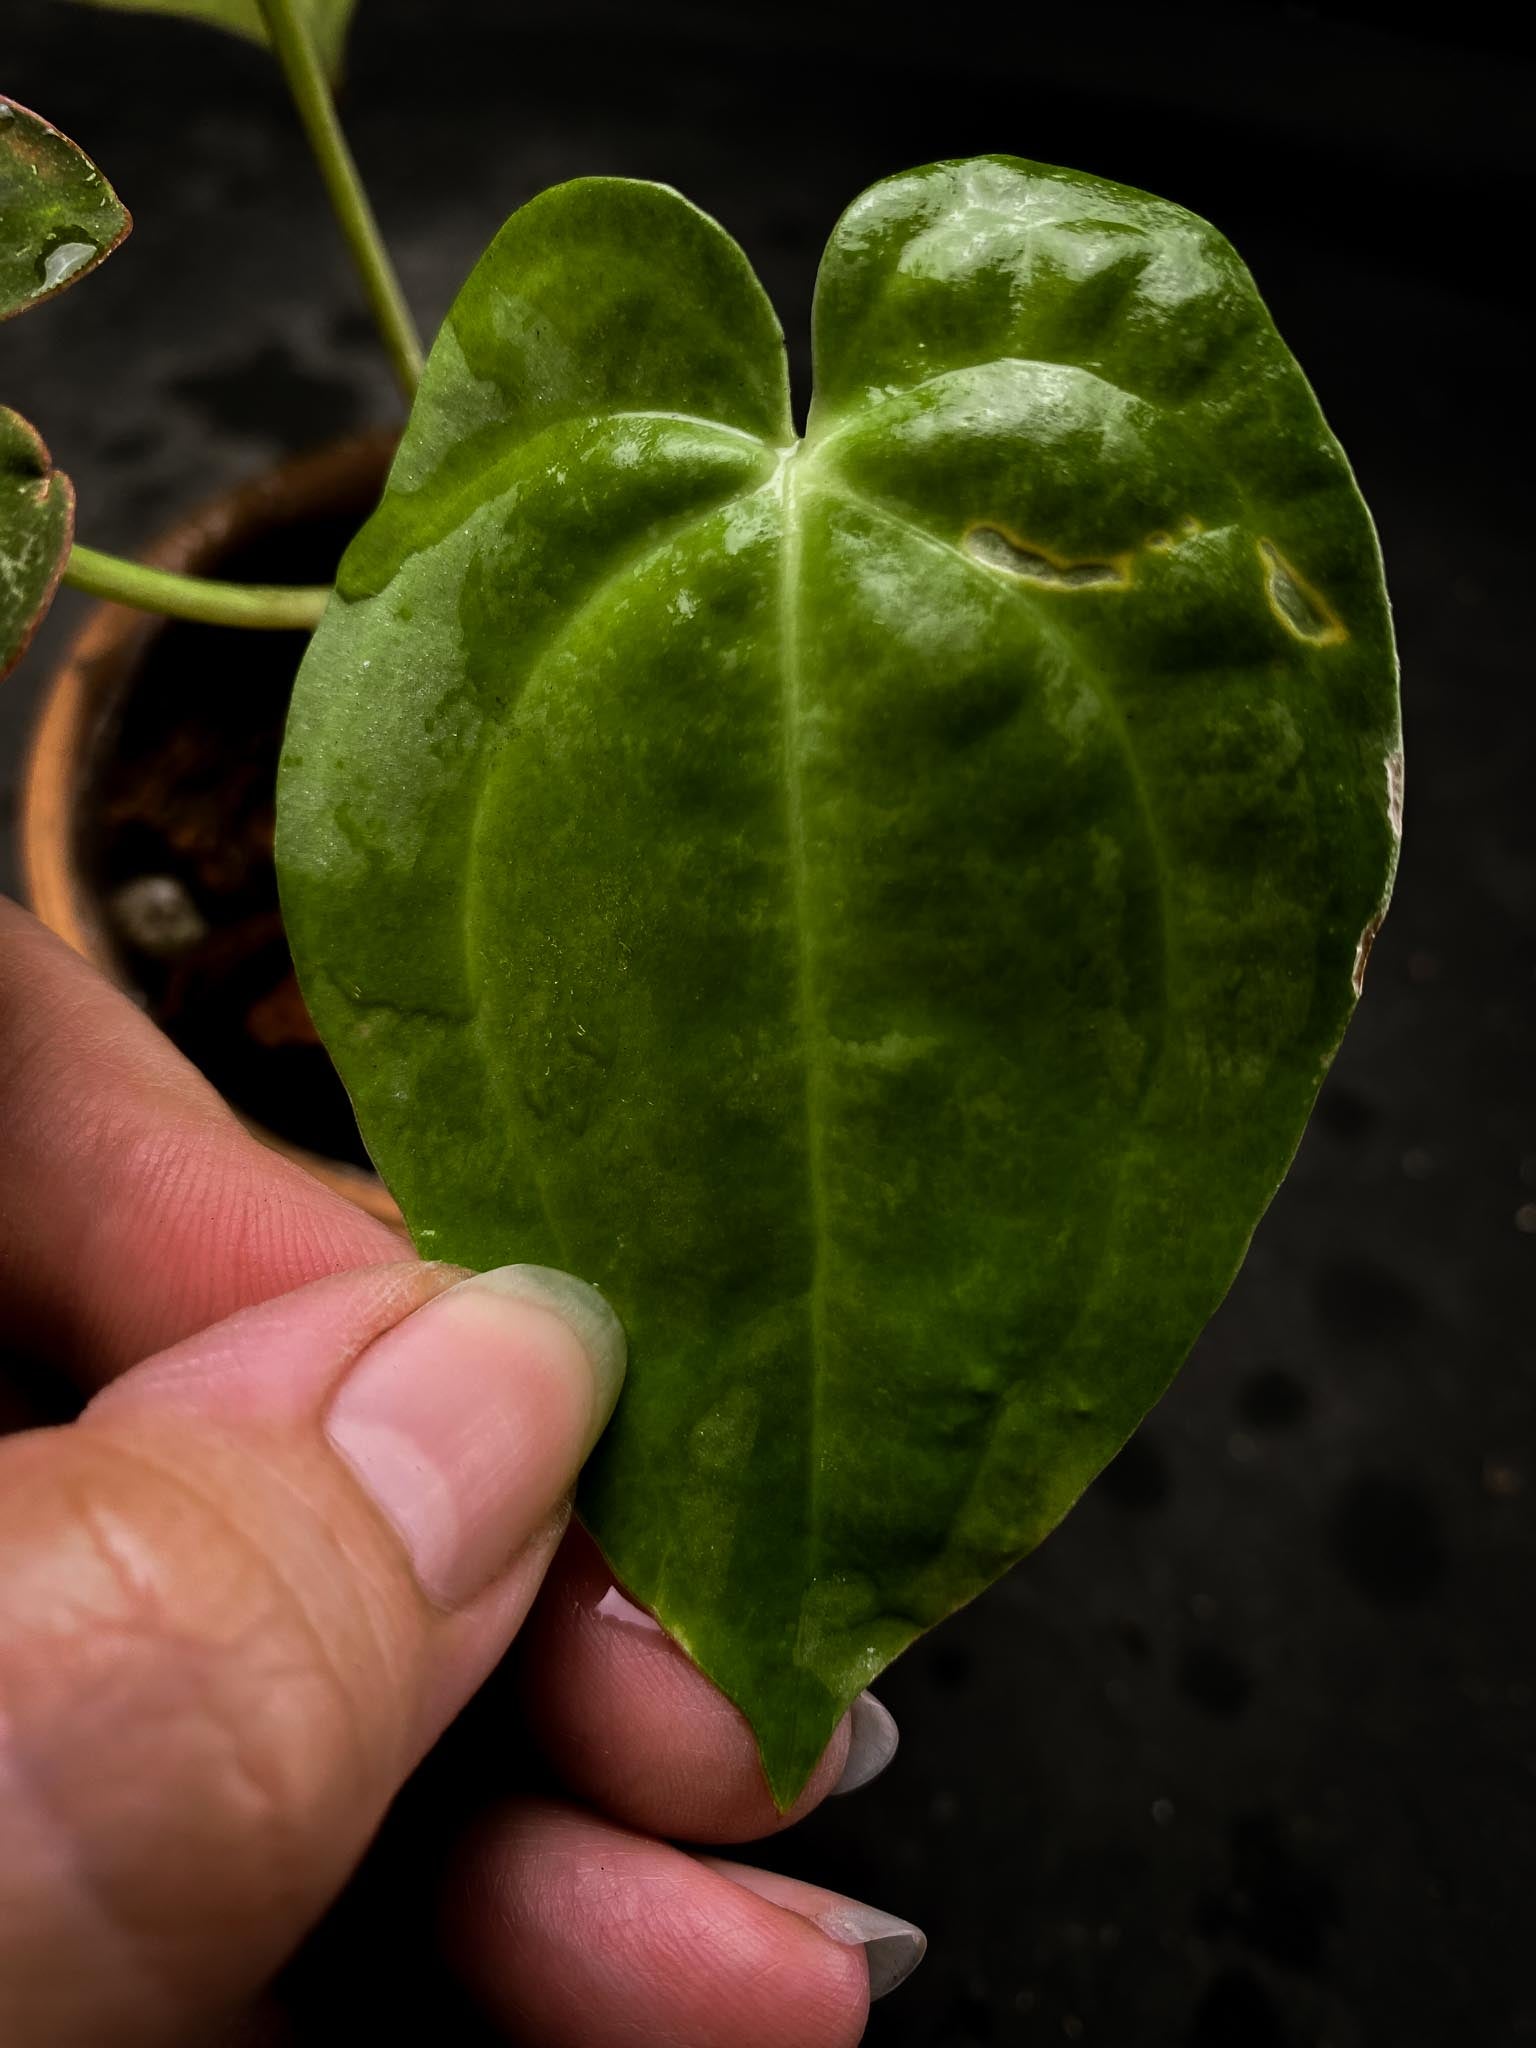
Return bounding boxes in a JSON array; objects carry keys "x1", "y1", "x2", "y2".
[{"x1": 20, "y1": 431, "x2": 403, "y2": 1228}]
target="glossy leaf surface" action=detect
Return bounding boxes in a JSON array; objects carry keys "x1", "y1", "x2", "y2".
[
  {"x1": 0, "y1": 407, "x2": 73, "y2": 681},
  {"x1": 68, "y1": 0, "x2": 357, "y2": 77},
  {"x1": 278, "y1": 160, "x2": 1401, "y2": 1804},
  {"x1": 0, "y1": 97, "x2": 130, "y2": 322}
]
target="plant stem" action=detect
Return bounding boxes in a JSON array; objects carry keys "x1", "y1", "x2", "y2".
[
  {"x1": 64, "y1": 545, "x2": 330, "y2": 630},
  {"x1": 256, "y1": 0, "x2": 424, "y2": 399}
]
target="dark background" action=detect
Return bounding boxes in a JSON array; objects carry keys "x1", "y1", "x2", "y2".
[{"x1": 2, "y1": 2, "x2": 1532, "y2": 2042}]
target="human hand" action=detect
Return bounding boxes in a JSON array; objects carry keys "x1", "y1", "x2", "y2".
[{"x1": 0, "y1": 895, "x2": 921, "y2": 2046}]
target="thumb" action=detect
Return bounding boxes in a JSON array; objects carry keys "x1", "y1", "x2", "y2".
[{"x1": 0, "y1": 1259, "x2": 625, "y2": 2047}]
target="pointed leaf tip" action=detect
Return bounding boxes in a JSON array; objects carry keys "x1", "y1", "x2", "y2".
[{"x1": 0, "y1": 97, "x2": 131, "y2": 322}]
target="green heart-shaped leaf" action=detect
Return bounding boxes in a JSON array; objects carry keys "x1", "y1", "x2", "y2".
[
  {"x1": 278, "y1": 158, "x2": 1401, "y2": 1805},
  {"x1": 66, "y1": 0, "x2": 357, "y2": 78},
  {"x1": 0, "y1": 97, "x2": 130, "y2": 322},
  {"x1": 0, "y1": 406, "x2": 74, "y2": 681}
]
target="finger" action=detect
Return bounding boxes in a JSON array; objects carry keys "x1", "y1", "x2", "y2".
[
  {"x1": 519, "y1": 1526, "x2": 899, "y2": 1841},
  {"x1": 0, "y1": 1258, "x2": 624, "y2": 2047},
  {"x1": 445, "y1": 1798, "x2": 905, "y2": 2048},
  {"x1": 0, "y1": 895, "x2": 400, "y2": 1383},
  {"x1": 696, "y1": 1856, "x2": 929, "y2": 2005}
]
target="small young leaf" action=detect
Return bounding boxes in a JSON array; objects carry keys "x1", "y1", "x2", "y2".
[
  {"x1": 0, "y1": 98, "x2": 130, "y2": 322},
  {"x1": 0, "y1": 406, "x2": 74, "y2": 681},
  {"x1": 65, "y1": 0, "x2": 357, "y2": 78},
  {"x1": 278, "y1": 159, "x2": 1401, "y2": 1806}
]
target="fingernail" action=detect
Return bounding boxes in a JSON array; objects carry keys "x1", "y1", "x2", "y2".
[
  {"x1": 699, "y1": 1859, "x2": 927, "y2": 2004},
  {"x1": 593, "y1": 1581, "x2": 664, "y2": 1635},
  {"x1": 833, "y1": 1691, "x2": 899, "y2": 1795},
  {"x1": 325, "y1": 1264, "x2": 626, "y2": 1609},
  {"x1": 815, "y1": 1899, "x2": 928, "y2": 2002}
]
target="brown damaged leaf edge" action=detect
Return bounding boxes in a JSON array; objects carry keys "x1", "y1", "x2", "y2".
[{"x1": 0, "y1": 407, "x2": 76, "y2": 682}]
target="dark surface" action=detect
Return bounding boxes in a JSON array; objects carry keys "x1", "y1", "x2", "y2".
[{"x1": 2, "y1": 3, "x2": 1532, "y2": 2043}]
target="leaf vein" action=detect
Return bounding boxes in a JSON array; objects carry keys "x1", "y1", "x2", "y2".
[
  {"x1": 777, "y1": 448, "x2": 831, "y2": 1733},
  {"x1": 461, "y1": 482, "x2": 774, "y2": 1264}
]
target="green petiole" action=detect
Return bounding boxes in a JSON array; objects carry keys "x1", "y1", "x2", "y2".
[
  {"x1": 63, "y1": 544, "x2": 329, "y2": 630},
  {"x1": 256, "y1": 0, "x2": 424, "y2": 401}
]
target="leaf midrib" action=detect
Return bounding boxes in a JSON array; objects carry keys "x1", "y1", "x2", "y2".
[{"x1": 775, "y1": 444, "x2": 833, "y2": 1712}]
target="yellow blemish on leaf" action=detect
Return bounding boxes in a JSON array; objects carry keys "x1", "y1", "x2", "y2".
[
  {"x1": 1259, "y1": 538, "x2": 1348, "y2": 646},
  {"x1": 1352, "y1": 911, "x2": 1384, "y2": 997},
  {"x1": 1146, "y1": 516, "x2": 1202, "y2": 553},
  {"x1": 964, "y1": 522, "x2": 1131, "y2": 590}
]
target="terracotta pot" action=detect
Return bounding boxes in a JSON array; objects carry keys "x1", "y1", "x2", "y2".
[{"x1": 21, "y1": 433, "x2": 403, "y2": 1226}]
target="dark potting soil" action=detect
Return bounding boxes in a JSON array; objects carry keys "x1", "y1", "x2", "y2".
[{"x1": 84, "y1": 507, "x2": 374, "y2": 1172}]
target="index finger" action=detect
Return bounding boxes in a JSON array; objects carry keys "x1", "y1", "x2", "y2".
[{"x1": 0, "y1": 895, "x2": 401, "y2": 1383}]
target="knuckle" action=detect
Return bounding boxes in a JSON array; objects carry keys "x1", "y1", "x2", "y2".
[{"x1": 0, "y1": 1430, "x2": 376, "y2": 1935}]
